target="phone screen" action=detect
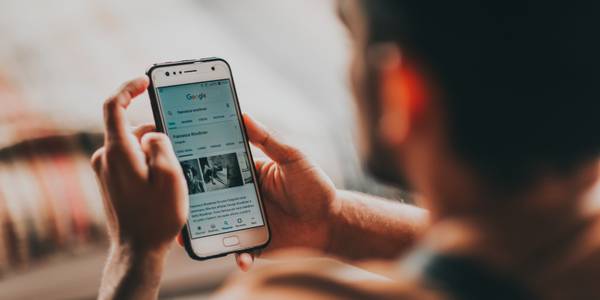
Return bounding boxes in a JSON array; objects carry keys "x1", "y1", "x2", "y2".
[{"x1": 156, "y1": 79, "x2": 265, "y2": 239}]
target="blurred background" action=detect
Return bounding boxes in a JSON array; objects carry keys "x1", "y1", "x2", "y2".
[{"x1": 0, "y1": 0, "x2": 405, "y2": 299}]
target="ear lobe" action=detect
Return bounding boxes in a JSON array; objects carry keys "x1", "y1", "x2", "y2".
[{"x1": 378, "y1": 58, "x2": 428, "y2": 147}]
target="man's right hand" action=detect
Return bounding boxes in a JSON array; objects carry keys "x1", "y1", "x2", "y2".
[
  {"x1": 179, "y1": 114, "x2": 340, "y2": 270},
  {"x1": 243, "y1": 114, "x2": 340, "y2": 249}
]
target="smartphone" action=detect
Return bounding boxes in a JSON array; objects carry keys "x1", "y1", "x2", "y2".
[{"x1": 146, "y1": 58, "x2": 270, "y2": 260}]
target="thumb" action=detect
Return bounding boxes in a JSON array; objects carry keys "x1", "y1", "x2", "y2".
[
  {"x1": 243, "y1": 114, "x2": 304, "y2": 165},
  {"x1": 141, "y1": 132, "x2": 181, "y2": 182}
]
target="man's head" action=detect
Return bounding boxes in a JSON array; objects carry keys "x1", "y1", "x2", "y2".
[
  {"x1": 183, "y1": 164, "x2": 195, "y2": 182},
  {"x1": 340, "y1": 0, "x2": 600, "y2": 206}
]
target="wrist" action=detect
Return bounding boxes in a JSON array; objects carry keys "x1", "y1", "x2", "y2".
[
  {"x1": 100, "y1": 244, "x2": 167, "y2": 300},
  {"x1": 114, "y1": 234, "x2": 173, "y2": 257},
  {"x1": 108, "y1": 241, "x2": 169, "y2": 280},
  {"x1": 109, "y1": 242, "x2": 168, "y2": 272}
]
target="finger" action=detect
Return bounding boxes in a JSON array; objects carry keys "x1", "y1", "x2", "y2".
[
  {"x1": 90, "y1": 151, "x2": 119, "y2": 237},
  {"x1": 254, "y1": 157, "x2": 267, "y2": 170},
  {"x1": 90, "y1": 147, "x2": 105, "y2": 174},
  {"x1": 141, "y1": 132, "x2": 181, "y2": 181},
  {"x1": 235, "y1": 252, "x2": 255, "y2": 272},
  {"x1": 243, "y1": 114, "x2": 303, "y2": 164},
  {"x1": 132, "y1": 123, "x2": 156, "y2": 142},
  {"x1": 176, "y1": 233, "x2": 184, "y2": 247},
  {"x1": 253, "y1": 158, "x2": 271, "y2": 181},
  {"x1": 103, "y1": 76, "x2": 149, "y2": 145}
]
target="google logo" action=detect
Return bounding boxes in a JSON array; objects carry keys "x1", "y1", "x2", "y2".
[{"x1": 186, "y1": 93, "x2": 207, "y2": 100}]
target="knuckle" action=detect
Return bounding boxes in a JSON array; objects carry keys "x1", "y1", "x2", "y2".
[
  {"x1": 104, "y1": 145, "x2": 126, "y2": 160},
  {"x1": 146, "y1": 133, "x2": 171, "y2": 152},
  {"x1": 285, "y1": 145, "x2": 304, "y2": 159},
  {"x1": 137, "y1": 124, "x2": 156, "y2": 134},
  {"x1": 103, "y1": 96, "x2": 120, "y2": 114},
  {"x1": 90, "y1": 148, "x2": 105, "y2": 172},
  {"x1": 146, "y1": 136, "x2": 162, "y2": 148},
  {"x1": 262, "y1": 130, "x2": 274, "y2": 146},
  {"x1": 118, "y1": 80, "x2": 130, "y2": 91},
  {"x1": 143, "y1": 132, "x2": 160, "y2": 143},
  {"x1": 149, "y1": 132, "x2": 168, "y2": 142},
  {"x1": 120, "y1": 79, "x2": 137, "y2": 91}
]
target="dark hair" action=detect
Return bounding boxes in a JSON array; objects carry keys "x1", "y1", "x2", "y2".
[
  {"x1": 182, "y1": 163, "x2": 198, "y2": 177},
  {"x1": 360, "y1": 0, "x2": 600, "y2": 189}
]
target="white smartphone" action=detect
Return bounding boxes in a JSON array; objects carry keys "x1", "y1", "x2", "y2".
[{"x1": 146, "y1": 58, "x2": 270, "y2": 260}]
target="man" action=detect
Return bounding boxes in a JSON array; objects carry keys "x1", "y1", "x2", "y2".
[
  {"x1": 181, "y1": 162, "x2": 204, "y2": 194},
  {"x1": 91, "y1": 0, "x2": 600, "y2": 299}
]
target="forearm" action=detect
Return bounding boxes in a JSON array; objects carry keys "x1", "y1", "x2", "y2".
[
  {"x1": 327, "y1": 190, "x2": 429, "y2": 261},
  {"x1": 98, "y1": 245, "x2": 167, "y2": 300}
]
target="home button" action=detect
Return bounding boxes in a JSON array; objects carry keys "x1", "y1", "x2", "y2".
[{"x1": 223, "y1": 236, "x2": 240, "y2": 247}]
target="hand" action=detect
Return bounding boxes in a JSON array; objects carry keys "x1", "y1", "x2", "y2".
[
  {"x1": 92, "y1": 76, "x2": 188, "y2": 256},
  {"x1": 184, "y1": 115, "x2": 340, "y2": 271}
]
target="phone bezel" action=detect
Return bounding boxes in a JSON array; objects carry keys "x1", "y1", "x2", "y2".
[{"x1": 146, "y1": 58, "x2": 271, "y2": 260}]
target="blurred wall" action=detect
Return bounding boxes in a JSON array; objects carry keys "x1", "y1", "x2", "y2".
[{"x1": 0, "y1": 1, "x2": 406, "y2": 298}]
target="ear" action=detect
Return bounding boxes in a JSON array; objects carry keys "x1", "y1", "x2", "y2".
[{"x1": 378, "y1": 51, "x2": 428, "y2": 148}]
